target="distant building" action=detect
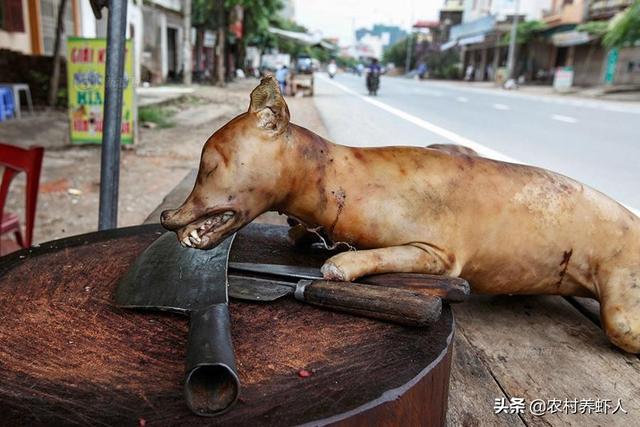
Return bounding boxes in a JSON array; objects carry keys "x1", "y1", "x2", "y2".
[
  {"x1": 0, "y1": 0, "x2": 187, "y2": 85},
  {"x1": 0, "y1": 0, "x2": 98, "y2": 55},
  {"x1": 462, "y1": 0, "x2": 549, "y2": 23},
  {"x1": 542, "y1": 0, "x2": 639, "y2": 86},
  {"x1": 356, "y1": 24, "x2": 407, "y2": 49},
  {"x1": 439, "y1": 0, "x2": 464, "y2": 41},
  {"x1": 442, "y1": 0, "x2": 552, "y2": 82}
]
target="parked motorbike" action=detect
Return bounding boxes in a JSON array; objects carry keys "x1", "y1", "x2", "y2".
[{"x1": 366, "y1": 70, "x2": 380, "y2": 96}]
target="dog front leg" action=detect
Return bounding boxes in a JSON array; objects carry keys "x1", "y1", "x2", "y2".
[{"x1": 321, "y1": 243, "x2": 458, "y2": 282}]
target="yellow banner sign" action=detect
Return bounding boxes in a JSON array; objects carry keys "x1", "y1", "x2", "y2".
[{"x1": 67, "y1": 37, "x2": 134, "y2": 144}]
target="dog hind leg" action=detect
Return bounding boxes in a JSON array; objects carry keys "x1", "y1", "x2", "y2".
[
  {"x1": 599, "y1": 267, "x2": 640, "y2": 354},
  {"x1": 321, "y1": 243, "x2": 457, "y2": 282}
]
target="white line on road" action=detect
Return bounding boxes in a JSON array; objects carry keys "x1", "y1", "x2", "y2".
[
  {"x1": 493, "y1": 103, "x2": 510, "y2": 110},
  {"x1": 396, "y1": 79, "x2": 640, "y2": 115},
  {"x1": 318, "y1": 75, "x2": 640, "y2": 217},
  {"x1": 319, "y1": 75, "x2": 515, "y2": 163},
  {"x1": 456, "y1": 96, "x2": 468, "y2": 103},
  {"x1": 551, "y1": 114, "x2": 578, "y2": 123},
  {"x1": 416, "y1": 89, "x2": 444, "y2": 97}
]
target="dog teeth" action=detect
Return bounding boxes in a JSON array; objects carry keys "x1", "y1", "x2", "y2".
[
  {"x1": 204, "y1": 219, "x2": 213, "y2": 226},
  {"x1": 189, "y1": 230, "x2": 202, "y2": 244},
  {"x1": 182, "y1": 236, "x2": 192, "y2": 247}
]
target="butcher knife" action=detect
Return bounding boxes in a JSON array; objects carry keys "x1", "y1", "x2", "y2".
[
  {"x1": 229, "y1": 262, "x2": 470, "y2": 302},
  {"x1": 227, "y1": 263, "x2": 470, "y2": 326}
]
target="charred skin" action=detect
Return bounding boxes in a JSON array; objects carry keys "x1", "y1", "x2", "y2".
[{"x1": 162, "y1": 76, "x2": 640, "y2": 353}]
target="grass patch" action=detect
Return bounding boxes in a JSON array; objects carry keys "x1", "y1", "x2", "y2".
[{"x1": 139, "y1": 105, "x2": 176, "y2": 128}]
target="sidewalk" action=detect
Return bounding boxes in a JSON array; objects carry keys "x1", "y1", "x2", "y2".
[
  {"x1": 1, "y1": 79, "x2": 329, "y2": 247},
  {"x1": 137, "y1": 85, "x2": 196, "y2": 107}
]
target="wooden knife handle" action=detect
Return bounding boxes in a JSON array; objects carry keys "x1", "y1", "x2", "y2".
[
  {"x1": 295, "y1": 280, "x2": 442, "y2": 327},
  {"x1": 358, "y1": 273, "x2": 470, "y2": 303}
]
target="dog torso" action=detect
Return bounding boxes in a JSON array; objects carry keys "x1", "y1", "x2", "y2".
[{"x1": 283, "y1": 125, "x2": 640, "y2": 298}]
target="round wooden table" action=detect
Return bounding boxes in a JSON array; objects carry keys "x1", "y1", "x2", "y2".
[{"x1": 0, "y1": 223, "x2": 454, "y2": 426}]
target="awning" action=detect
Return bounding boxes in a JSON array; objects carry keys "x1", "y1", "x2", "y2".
[
  {"x1": 551, "y1": 30, "x2": 593, "y2": 47},
  {"x1": 458, "y1": 34, "x2": 486, "y2": 46},
  {"x1": 440, "y1": 40, "x2": 458, "y2": 51},
  {"x1": 268, "y1": 27, "x2": 337, "y2": 50}
]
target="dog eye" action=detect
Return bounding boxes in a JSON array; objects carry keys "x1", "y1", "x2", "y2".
[{"x1": 206, "y1": 164, "x2": 218, "y2": 179}]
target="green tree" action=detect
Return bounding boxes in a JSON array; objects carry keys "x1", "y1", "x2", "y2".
[
  {"x1": 229, "y1": 0, "x2": 283, "y2": 50},
  {"x1": 383, "y1": 34, "x2": 415, "y2": 68},
  {"x1": 501, "y1": 20, "x2": 547, "y2": 44},
  {"x1": 603, "y1": 0, "x2": 640, "y2": 49},
  {"x1": 576, "y1": 21, "x2": 609, "y2": 37}
]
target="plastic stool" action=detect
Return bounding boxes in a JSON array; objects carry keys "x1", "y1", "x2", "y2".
[
  {"x1": 0, "y1": 87, "x2": 14, "y2": 121},
  {"x1": 0, "y1": 83, "x2": 34, "y2": 118}
]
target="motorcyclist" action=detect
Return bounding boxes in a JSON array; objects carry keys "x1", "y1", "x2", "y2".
[
  {"x1": 366, "y1": 58, "x2": 382, "y2": 96},
  {"x1": 327, "y1": 60, "x2": 337, "y2": 78}
]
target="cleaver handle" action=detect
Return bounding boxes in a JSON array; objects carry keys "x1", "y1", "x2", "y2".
[
  {"x1": 295, "y1": 280, "x2": 442, "y2": 327},
  {"x1": 184, "y1": 303, "x2": 240, "y2": 416}
]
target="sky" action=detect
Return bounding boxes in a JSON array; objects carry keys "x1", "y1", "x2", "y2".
[{"x1": 292, "y1": 0, "x2": 442, "y2": 47}]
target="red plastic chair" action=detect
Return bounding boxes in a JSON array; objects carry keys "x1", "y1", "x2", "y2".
[{"x1": 0, "y1": 143, "x2": 44, "y2": 253}]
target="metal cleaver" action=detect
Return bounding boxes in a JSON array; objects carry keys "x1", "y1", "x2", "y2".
[{"x1": 115, "y1": 232, "x2": 239, "y2": 417}]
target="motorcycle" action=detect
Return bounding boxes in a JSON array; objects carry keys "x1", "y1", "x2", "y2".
[
  {"x1": 327, "y1": 62, "x2": 337, "y2": 79},
  {"x1": 366, "y1": 69, "x2": 380, "y2": 96}
]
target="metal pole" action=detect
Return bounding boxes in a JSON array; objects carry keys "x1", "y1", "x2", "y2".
[
  {"x1": 98, "y1": 0, "x2": 128, "y2": 230},
  {"x1": 506, "y1": 0, "x2": 520, "y2": 80},
  {"x1": 405, "y1": 33, "x2": 413, "y2": 74},
  {"x1": 183, "y1": 0, "x2": 192, "y2": 85}
]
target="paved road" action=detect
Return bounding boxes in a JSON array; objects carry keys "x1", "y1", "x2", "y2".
[{"x1": 312, "y1": 73, "x2": 640, "y2": 214}]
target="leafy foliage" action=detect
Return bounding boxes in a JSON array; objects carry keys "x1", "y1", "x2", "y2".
[
  {"x1": 383, "y1": 34, "x2": 415, "y2": 68},
  {"x1": 139, "y1": 105, "x2": 176, "y2": 128},
  {"x1": 501, "y1": 20, "x2": 547, "y2": 44},
  {"x1": 577, "y1": 21, "x2": 609, "y2": 36},
  {"x1": 228, "y1": 0, "x2": 283, "y2": 47},
  {"x1": 423, "y1": 49, "x2": 461, "y2": 79},
  {"x1": 603, "y1": 0, "x2": 640, "y2": 49}
]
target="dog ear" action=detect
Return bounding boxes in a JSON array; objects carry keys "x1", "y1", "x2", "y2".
[{"x1": 248, "y1": 75, "x2": 290, "y2": 134}]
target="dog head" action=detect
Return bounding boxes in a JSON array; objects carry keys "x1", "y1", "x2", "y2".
[{"x1": 161, "y1": 76, "x2": 291, "y2": 249}]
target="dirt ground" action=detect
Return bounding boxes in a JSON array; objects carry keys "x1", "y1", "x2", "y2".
[{"x1": 0, "y1": 78, "x2": 329, "y2": 251}]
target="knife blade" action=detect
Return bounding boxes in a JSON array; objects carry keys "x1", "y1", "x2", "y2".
[
  {"x1": 228, "y1": 262, "x2": 470, "y2": 303},
  {"x1": 227, "y1": 272, "x2": 442, "y2": 327}
]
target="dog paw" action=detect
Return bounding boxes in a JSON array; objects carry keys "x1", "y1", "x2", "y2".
[{"x1": 321, "y1": 262, "x2": 348, "y2": 281}]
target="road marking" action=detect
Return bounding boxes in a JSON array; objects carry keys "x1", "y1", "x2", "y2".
[
  {"x1": 456, "y1": 96, "x2": 468, "y2": 103},
  {"x1": 416, "y1": 89, "x2": 444, "y2": 97},
  {"x1": 318, "y1": 75, "x2": 640, "y2": 217},
  {"x1": 493, "y1": 103, "x2": 510, "y2": 110},
  {"x1": 399, "y1": 79, "x2": 640, "y2": 115},
  {"x1": 551, "y1": 114, "x2": 577, "y2": 123}
]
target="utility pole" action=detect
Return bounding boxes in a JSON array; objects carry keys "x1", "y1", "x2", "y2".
[
  {"x1": 215, "y1": 0, "x2": 226, "y2": 86},
  {"x1": 404, "y1": 33, "x2": 413, "y2": 74},
  {"x1": 47, "y1": 0, "x2": 68, "y2": 107},
  {"x1": 183, "y1": 0, "x2": 192, "y2": 85},
  {"x1": 506, "y1": 0, "x2": 520, "y2": 80},
  {"x1": 405, "y1": 0, "x2": 415, "y2": 74}
]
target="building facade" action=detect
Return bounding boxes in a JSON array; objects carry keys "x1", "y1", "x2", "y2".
[
  {"x1": 0, "y1": 0, "x2": 186, "y2": 85},
  {"x1": 444, "y1": 0, "x2": 552, "y2": 82}
]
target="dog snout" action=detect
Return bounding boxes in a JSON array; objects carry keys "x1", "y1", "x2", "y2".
[{"x1": 160, "y1": 209, "x2": 180, "y2": 230}]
